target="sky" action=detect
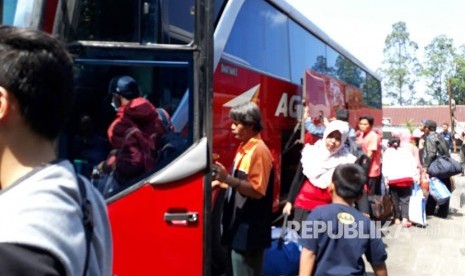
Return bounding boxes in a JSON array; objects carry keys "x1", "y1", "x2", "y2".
[{"x1": 284, "y1": 0, "x2": 465, "y2": 73}]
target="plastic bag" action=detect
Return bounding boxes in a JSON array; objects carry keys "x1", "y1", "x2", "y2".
[
  {"x1": 409, "y1": 184, "x2": 426, "y2": 226},
  {"x1": 429, "y1": 177, "x2": 451, "y2": 205}
]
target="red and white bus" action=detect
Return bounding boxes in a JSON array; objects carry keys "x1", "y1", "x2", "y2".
[{"x1": 2, "y1": 0, "x2": 382, "y2": 275}]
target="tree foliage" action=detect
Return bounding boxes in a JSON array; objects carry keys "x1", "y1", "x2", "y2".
[
  {"x1": 449, "y1": 45, "x2": 465, "y2": 105},
  {"x1": 311, "y1": 55, "x2": 328, "y2": 74},
  {"x1": 379, "y1": 22, "x2": 465, "y2": 107},
  {"x1": 380, "y1": 22, "x2": 421, "y2": 106},
  {"x1": 335, "y1": 56, "x2": 364, "y2": 88},
  {"x1": 422, "y1": 35, "x2": 456, "y2": 105}
]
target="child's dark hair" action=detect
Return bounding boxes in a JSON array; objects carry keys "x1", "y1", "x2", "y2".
[
  {"x1": 388, "y1": 137, "x2": 400, "y2": 149},
  {"x1": 332, "y1": 164, "x2": 366, "y2": 200},
  {"x1": 0, "y1": 26, "x2": 74, "y2": 140}
]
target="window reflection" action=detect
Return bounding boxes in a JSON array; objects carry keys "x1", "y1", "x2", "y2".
[
  {"x1": 224, "y1": 0, "x2": 290, "y2": 79},
  {"x1": 364, "y1": 74, "x2": 382, "y2": 109},
  {"x1": 73, "y1": 0, "x2": 195, "y2": 44},
  {"x1": 326, "y1": 47, "x2": 340, "y2": 78},
  {"x1": 335, "y1": 56, "x2": 365, "y2": 89},
  {"x1": 289, "y1": 21, "x2": 326, "y2": 84},
  {"x1": 61, "y1": 61, "x2": 192, "y2": 198}
]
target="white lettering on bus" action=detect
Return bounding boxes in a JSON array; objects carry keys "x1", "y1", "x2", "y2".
[
  {"x1": 221, "y1": 64, "x2": 238, "y2": 76},
  {"x1": 275, "y1": 93, "x2": 302, "y2": 118},
  {"x1": 289, "y1": 94, "x2": 301, "y2": 118}
]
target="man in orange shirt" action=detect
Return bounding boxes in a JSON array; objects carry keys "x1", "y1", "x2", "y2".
[
  {"x1": 357, "y1": 115, "x2": 382, "y2": 195},
  {"x1": 212, "y1": 102, "x2": 274, "y2": 276}
]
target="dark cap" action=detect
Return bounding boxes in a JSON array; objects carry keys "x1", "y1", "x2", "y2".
[
  {"x1": 424, "y1": 119, "x2": 437, "y2": 130},
  {"x1": 108, "y1": 76, "x2": 141, "y2": 100},
  {"x1": 335, "y1": 108, "x2": 349, "y2": 122}
]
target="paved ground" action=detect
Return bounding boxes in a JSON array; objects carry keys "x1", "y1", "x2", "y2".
[{"x1": 365, "y1": 174, "x2": 465, "y2": 275}]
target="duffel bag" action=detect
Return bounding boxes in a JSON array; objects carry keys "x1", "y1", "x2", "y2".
[
  {"x1": 262, "y1": 214, "x2": 300, "y2": 276},
  {"x1": 427, "y1": 156, "x2": 462, "y2": 179}
]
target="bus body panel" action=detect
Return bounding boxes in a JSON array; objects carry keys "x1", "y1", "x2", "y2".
[
  {"x1": 213, "y1": 60, "x2": 301, "y2": 205},
  {"x1": 108, "y1": 172, "x2": 205, "y2": 276}
]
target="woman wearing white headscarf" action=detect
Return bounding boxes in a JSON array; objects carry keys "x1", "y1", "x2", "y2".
[{"x1": 283, "y1": 120, "x2": 356, "y2": 225}]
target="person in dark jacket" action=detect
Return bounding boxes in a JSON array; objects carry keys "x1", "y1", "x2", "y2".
[
  {"x1": 422, "y1": 119, "x2": 451, "y2": 218},
  {"x1": 439, "y1": 122, "x2": 452, "y2": 152}
]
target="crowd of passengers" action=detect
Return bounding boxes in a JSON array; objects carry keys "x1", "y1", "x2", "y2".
[
  {"x1": 284, "y1": 111, "x2": 458, "y2": 276},
  {"x1": 210, "y1": 104, "x2": 460, "y2": 276},
  {"x1": 293, "y1": 108, "x2": 457, "y2": 224},
  {"x1": 65, "y1": 75, "x2": 458, "y2": 275}
]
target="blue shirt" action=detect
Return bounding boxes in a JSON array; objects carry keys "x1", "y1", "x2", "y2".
[
  {"x1": 300, "y1": 203, "x2": 387, "y2": 276},
  {"x1": 305, "y1": 118, "x2": 325, "y2": 138}
]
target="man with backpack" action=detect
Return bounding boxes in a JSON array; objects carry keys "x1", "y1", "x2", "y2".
[{"x1": 106, "y1": 76, "x2": 165, "y2": 183}]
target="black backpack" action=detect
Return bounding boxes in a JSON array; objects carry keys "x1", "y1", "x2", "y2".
[
  {"x1": 156, "y1": 108, "x2": 188, "y2": 167},
  {"x1": 436, "y1": 134, "x2": 450, "y2": 157},
  {"x1": 157, "y1": 132, "x2": 188, "y2": 166}
]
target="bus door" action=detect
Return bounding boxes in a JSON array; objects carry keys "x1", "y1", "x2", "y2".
[
  {"x1": 64, "y1": 0, "x2": 213, "y2": 276},
  {"x1": 67, "y1": 45, "x2": 207, "y2": 275}
]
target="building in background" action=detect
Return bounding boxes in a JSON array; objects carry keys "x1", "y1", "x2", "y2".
[{"x1": 383, "y1": 105, "x2": 465, "y2": 127}]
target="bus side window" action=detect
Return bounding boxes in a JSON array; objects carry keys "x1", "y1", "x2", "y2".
[{"x1": 68, "y1": 62, "x2": 192, "y2": 198}]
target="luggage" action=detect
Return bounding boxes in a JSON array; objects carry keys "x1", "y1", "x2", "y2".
[
  {"x1": 427, "y1": 156, "x2": 462, "y2": 179},
  {"x1": 429, "y1": 177, "x2": 451, "y2": 205},
  {"x1": 368, "y1": 194, "x2": 393, "y2": 220},
  {"x1": 262, "y1": 214, "x2": 300, "y2": 276},
  {"x1": 368, "y1": 183, "x2": 393, "y2": 220},
  {"x1": 409, "y1": 184, "x2": 427, "y2": 226}
]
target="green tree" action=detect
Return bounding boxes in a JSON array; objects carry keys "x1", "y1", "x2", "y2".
[
  {"x1": 422, "y1": 35, "x2": 456, "y2": 104},
  {"x1": 380, "y1": 22, "x2": 421, "y2": 106},
  {"x1": 311, "y1": 55, "x2": 328, "y2": 74},
  {"x1": 449, "y1": 45, "x2": 465, "y2": 105},
  {"x1": 416, "y1": 97, "x2": 431, "y2": 105}
]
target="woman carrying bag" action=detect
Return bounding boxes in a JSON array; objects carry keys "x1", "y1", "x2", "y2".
[{"x1": 383, "y1": 136, "x2": 419, "y2": 227}]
